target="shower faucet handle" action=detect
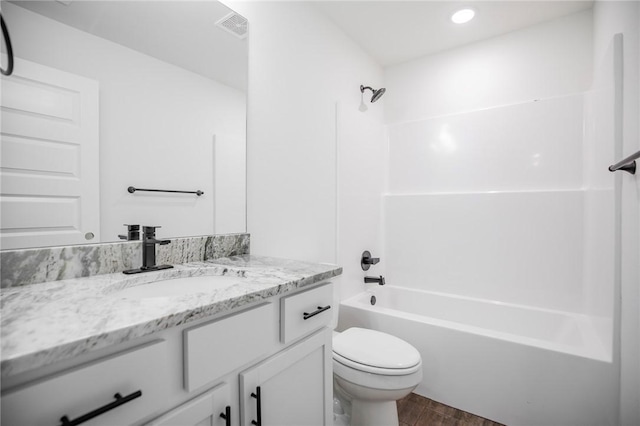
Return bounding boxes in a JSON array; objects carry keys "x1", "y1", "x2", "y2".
[{"x1": 361, "y1": 250, "x2": 380, "y2": 271}]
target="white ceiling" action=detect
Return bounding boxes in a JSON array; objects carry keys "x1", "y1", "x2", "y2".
[
  {"x1": 10, "y1": 0, "x2": 248, "y2": 90},
  {"x1": 11, "y1": 1, "x2": 594, "y2": 85},
  {"x1": 311, "y1": 1, "x2": 594, "y2": 67}
]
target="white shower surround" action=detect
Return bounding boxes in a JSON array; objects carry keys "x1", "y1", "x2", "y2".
[
  {"x1": 384, "y1": 94, "x2": 613, "y2": 317},
  {"x1": 374, "y1": 9, "x2": 619, "y2": 424},
  {"x1": 377, "y1": 92, "x2": 616, "y2": 424}
]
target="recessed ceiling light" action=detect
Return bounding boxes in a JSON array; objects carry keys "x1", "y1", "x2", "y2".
[{"x1": 451, "y1": 8, "x2": 475, "y2": 24}]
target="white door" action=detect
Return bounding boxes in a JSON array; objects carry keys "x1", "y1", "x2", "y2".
[{"x1": 0, "y1": 58, "x2": 99, "y2": 249}]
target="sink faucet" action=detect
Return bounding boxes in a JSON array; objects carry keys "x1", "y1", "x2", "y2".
[
  {"x1": 141, "y1": 226, "x2": 171, "y2": 269},
  {"x1": 123, "y1": 226, "x2": 173, "y2": 274},
  {"x1": 364, "y1": 275, "x2": 385, "y2": 285}
]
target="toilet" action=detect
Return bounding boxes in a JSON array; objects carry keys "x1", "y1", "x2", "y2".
[{"x1": 332, "y1": 327, "x2": 423, "y2": 426}]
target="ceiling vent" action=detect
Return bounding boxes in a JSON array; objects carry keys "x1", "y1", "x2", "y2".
[{"x1": 216, "y1": 12, "x2": 248, "y2": 40}]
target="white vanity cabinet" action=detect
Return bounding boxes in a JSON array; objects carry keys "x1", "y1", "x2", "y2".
[
  {"x1": 236, "y1": 283, "x2": 334, "y2": 426},
  {"x1": 1, "y1": 282, "x2": 335, "y2": 426},
  {"x1": 154, "y1": 281, "x2": 334, "y2": 426},
  {"x1": 155, "y1": 328, "x2": 332, "y2": 426}
]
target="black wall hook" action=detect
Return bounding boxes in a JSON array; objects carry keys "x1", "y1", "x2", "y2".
[{"x1": 1, "y1": 13, "x2": 15, "y2": 76}]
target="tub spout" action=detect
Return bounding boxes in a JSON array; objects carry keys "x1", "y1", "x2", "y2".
[{"x1": 364, "y1": 275, "x2": 385, "y2": 285}]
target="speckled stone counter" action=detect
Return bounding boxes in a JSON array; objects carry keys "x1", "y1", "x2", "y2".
[{"x1": 1, "y1": 255, "x2": 342, "y2": 378}]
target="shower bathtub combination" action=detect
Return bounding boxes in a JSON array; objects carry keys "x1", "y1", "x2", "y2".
[
  {"x1": 356, "y1": 59, "x2": 623, "y2": 424},
  {"x1": 338, "y1": 285, "x2": 616, "y2": 426}
]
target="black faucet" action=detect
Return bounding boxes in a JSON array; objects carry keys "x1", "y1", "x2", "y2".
[
  {"x1": 364, "y1": 275, "x2": 385, "y2": 285},
  {"x1": 361, "y1": 250, "x2": 380, "y2": 271},
  {"x1": 123, "y1": 226, "x2": 173, "y2": 274},
  {"x1": 118, "y1": 224, "x2": 140, "y2": 241}
]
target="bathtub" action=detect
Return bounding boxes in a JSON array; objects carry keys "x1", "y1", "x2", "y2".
[{"x1": 338, "y1": 286, "x2": 617, "y2": 426}]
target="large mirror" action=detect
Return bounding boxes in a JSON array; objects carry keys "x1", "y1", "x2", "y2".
[{"x1": 0, "y1": 0, "x2": 247, "y2": 250}]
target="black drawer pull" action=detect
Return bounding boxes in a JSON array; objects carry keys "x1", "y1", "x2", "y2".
[
  {"x1": 303, "y1": 305, "x2": 331, "y2": 320},
  {"x1": 251, "y1": 386, "x2": 261, "y2": 426},
  {"x1": 219, "y1": 405, "x2": 231, "y2": 426},
  {"x1": 59, "y1": 390, "x2": 142, "y2": 426}
]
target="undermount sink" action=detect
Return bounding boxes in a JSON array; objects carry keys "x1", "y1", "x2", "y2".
[{"x1": 115, "y1": 275, "x2": 245, "y2": 299}]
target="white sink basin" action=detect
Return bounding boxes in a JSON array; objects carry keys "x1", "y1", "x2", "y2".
[{"x1": 116, "y1": 275, "x2": 244, "y2": 299}]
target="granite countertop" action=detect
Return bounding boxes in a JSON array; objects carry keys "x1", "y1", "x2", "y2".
[{"x1": 0, "y1": 255, "x2": 342, "y2": 379}]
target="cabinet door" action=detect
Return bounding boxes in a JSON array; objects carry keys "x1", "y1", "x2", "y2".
[
  {"x1": 239, "y1": 329, "x2": 332, "y2": 426},
  {"x1": 146, "y1": 382, "x2": 232, "y2": 426}
]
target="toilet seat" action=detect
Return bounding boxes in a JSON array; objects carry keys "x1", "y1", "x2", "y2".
[
  {"x1": 333, "y1": 352, "x2": 421, "y2": 376},
  {"x1": 332, "y1": 328, "x2": 421, "y2": 376}
]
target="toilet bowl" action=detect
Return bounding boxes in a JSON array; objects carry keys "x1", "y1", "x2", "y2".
[{"x1": 332, "y1": 327, "x2": 422, "y2": 426}]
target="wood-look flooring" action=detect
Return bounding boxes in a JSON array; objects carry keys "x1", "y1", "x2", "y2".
[{"x1": 397, "y1": 393, "x2": 505, "y2": 426}]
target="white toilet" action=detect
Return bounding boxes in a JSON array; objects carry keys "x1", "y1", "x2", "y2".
[{"x1": 332, "y1": 327, "x2": 423, "y2": 426}]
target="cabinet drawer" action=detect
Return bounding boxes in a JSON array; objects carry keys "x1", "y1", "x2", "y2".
[
  {"x1": 1, "y1": 340, "x2": 169, "y2": 426},
  {"x1": 281, "y1": 283, "x2": 333, "y2": 344},
  {"x1": 184, "y1": 302, "x2": 277, "y2": 392}
]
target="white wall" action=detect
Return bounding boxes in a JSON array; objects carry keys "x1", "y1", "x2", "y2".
[
  {"x1": 4, "y1": 3, "x2": 246, "y2": 242},
  {"x1": 336, "y1": 103, "x2": 386, "y2": 300},
  {"x1": 591, "y1": 2, "x2": 640, "y2": 425},
  {"x1": 384, "y1": 9, "x2": 593, "y2": 124},
  {"x1": 226, "y1": 1, "x2": 385, "y2": 297}
]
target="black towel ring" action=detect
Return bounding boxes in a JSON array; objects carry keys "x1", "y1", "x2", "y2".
[{"x1": 1, "y1": 13, "x2": 14, "y2": 76}]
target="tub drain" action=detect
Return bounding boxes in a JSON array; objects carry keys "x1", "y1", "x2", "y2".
[{"x1": 370, "y1": 295, "x2": 376, "y2": 305}]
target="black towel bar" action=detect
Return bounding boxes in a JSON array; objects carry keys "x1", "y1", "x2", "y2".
[
  {"x1": 609, "y1": 149, "x2": 640, "y2": 175},
  {"x1": 127, "y1": 186, "x2": 204, "y2": 196}
]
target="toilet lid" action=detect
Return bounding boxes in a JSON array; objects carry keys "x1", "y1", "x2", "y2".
[{"x1": 333, "y1": 328, "x2": 421, "y2": 370}]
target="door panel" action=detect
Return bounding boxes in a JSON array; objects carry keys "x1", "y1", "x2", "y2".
[{"x1": 1, "y1": 58, "x2": 99, "y2": 249}]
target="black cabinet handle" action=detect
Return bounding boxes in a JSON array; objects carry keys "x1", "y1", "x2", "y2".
[
  {"x1": 250, "y1": 386, "x2": 261, "y2": 426},
  {"x1": 59, "y1": 390, "x2": 142, "y2": 426},
  {"x1": 219, "y1": 405, "x2": 231, "y2": 426},
  {"x1": 303, "y1": 305, "x2": 331, "y2": 320}
]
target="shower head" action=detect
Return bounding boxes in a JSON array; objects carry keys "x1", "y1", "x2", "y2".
[
  {"x1": 371, "y1": 87, "x2": 386, "y2": 102},
  {"x1": 360, "y1": 85, "x2": 386, "y2": 103}
]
